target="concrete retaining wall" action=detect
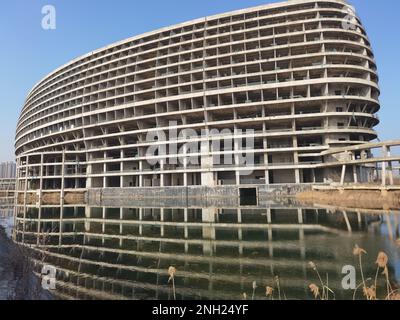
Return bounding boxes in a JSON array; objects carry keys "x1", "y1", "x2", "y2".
[{"x1": 87, "y1": 184, "x2": 313, "y2": 207}]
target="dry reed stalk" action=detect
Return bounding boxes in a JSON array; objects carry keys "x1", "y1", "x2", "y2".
[
  {"x1": 251, "y1": 281, "x2": 257, "y2": 300},
  {"x1": 382, "y1": 266, "x2": 393, "y2": 298},
  {"x1": 265, "y1": 286, "x2": 274, "y2": 300},
  {"x1": 309, "y1": 284, "x2": 320, "y2": 299},
  {"x1": 363, "y1": 286, "x2": 377, "y2": 300},
  {"x1": 308, "y1": 261, "x2": 327, "y2": 299},
  {"x1": 168, "y1": 266, "x2": 177, "y2": 300},
  {"x1": 274, "y1": 276, "x2": 282, "y2": 300},
  {"x1": 386, "y1": 289, "x2": 400, "y2": 300},
  {"x1": 353, "y1": 245, "x2": 367, "y2": 294},
  {"x1": 374, "y1": 252, "x2": 389, "y2": 298}
]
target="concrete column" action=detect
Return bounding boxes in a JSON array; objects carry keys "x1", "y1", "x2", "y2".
[
  {"x1": 386, "y1": 213, "x2": 394, "y2": 240},
  {"x1": 120, "y1": 150, "x2": 124, "y2": 188},
  {"x1": 200, "y1": 141, "x2": 214, "y2": 187},
  {"x1": 23, "y1": 156, "x2": 29, "y2": 210},
  {"x1": 119, "y1": 208, "x2": 123, "y2": 247},
  {"x1": 39, "y1": 154, "x2": 44, "y2": 205},
  {"x1": 235, "y1": 170, "x2": 240, "y2": 186},
  {"x1": 357, "y1": 211, "x2": 362, "y2": 229},
  {"x1": 382, "y1": 161, "x2": 387, "y2": 187},
  {"x1": 36, "y1": 206, "x2": 42, "y2": 246},
  {"x1": 86, "y1": 163, "x2": 92, "y2": 188},
  {"x1": 263, "y1": 136, "x2": 269, "y2": 185},
  {"x1": 238, "y1": 209, "x2": 243, "y2": 255},
  {"x1": 340, "y1": 164, "x2": 346, "y2": 185},
  {"x1": 139, "y1": 208, "x2": 143, "y2": 236},
  {"x1": 60, "y1": 151, "x2": 66, "y2": 206},
  {"x1": 298, "y1": 209, "x2": 305, "y2": 258},
  {"x1": 160, "y1": 208, "x2": 164, "y2": 237},
  {"x1": 75, "y1": 155, "x2": 80, "y2": 188},
  {"x1": 160, "y1": 159, "x2": 164, "y2": 187},
  {"x1": 342, "y1": 211, "x2": 352, "y2": 233},
  {"x1": 265, "y1": 170, "x2": 270, "y2": 185},
  {"x1": 101, "y1": 207, "x2": 106, "y2": 246},
  {"x1": 202, "y1": 207, "x2": 216, "y2": 255},
  {"x1": 139, "y1": 161, "x2": 143, "y2": 187},
  {"x1": 102, "y1": 207, "x2": 106, "y2": 233},
  {"x1": 84, "y1": 206, "x2": 90, "y2": 232},
  {"x1": 59, "y1": 205, "x2": 65, "y2": 246},
  {"x1": 295, "y1": 169, "x2": 301, "y2": 184},
  {"x1": 297, "y1": 208, "x2": 303, "y2": 224},
  {"x1": 352, "y1": 165, "x2": 358, "y2": 183},
  {"x1": 183, "y1": 144, "x2": 188, "y2": 187},
  {"x1": 234, "y1": 135, "x2": 240, "y2": 185},
  {"x1": 293, "y1": 129, "x2": 300, "y2": 184},
  {"x1": 266, "y1": 208, "x2": 272, "y2": 224},
  {"x1": 184, "y1": 208, "x2": 188, "y2": 253},
  {"x1": 103, "y1": 170, "x2": 107, "y2": 188},
  {"x1": 386, "y1": 146, "x2": 394, "y2": 185}
]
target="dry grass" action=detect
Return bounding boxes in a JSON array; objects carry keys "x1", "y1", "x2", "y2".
[
  {"x1": 17, "y1": 193, "x2": 37, "y2": 205},
  {"x1": 296, "y1": 190, "x2": 400, "y2": 210},
  {"x1": 41, "y1": 193, "x2": 60, "y2": 205},
  {"x1": 17, "y1": 192, "x2": 86, "y2": 205},
  {"x1": 64, "y1": 192, "x2": 85, "y2": 204},
  {"x1": 351, "y1": 246, "x2": 400, "y2": 300},
  {"x1": 308, "y1": 247, "x2": 400, "y2": 300},
  {"x1": 307, "y1": 261, "x2": 335, "y2": 300},
  {"x1": 235, "y1": 246, "x2": 399, "y2": 301}
]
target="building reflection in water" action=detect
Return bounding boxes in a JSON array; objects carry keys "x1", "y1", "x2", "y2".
[
  {"x1": 13, "y1": 204, "x2": 400, "y2": 300},
  {"x1": 0, "y1": 206, "x2": 14, "y2": 237}
]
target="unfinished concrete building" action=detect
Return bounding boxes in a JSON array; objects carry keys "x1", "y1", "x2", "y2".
[{"x1": 15, "y1": 0, "x2": 380, "y2": 198}]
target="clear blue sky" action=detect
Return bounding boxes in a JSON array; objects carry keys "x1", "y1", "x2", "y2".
[{"x1": 0, "y1": 0, "x2": 399, "y2": 162}]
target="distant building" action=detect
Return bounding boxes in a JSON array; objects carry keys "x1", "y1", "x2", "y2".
[{"x1": 0, "y1": 162, "x2": 16, "y2": 179}]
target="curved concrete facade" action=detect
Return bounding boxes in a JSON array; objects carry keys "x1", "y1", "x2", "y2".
[{"x1": 15, "y1": 0, "x2": 380, "y2": 195}]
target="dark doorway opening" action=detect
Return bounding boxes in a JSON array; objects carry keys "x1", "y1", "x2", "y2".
[
  {"x1": 302, "y1": 169, "x2": 313, "y2": 183},
  {"x1": 240, "y1": 188, "x2": 258, "y2": 206}
]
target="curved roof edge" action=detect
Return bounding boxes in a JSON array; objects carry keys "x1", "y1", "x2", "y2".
[{"x1": 25, "y1": 0, "x2": 351, "y2": 100}]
